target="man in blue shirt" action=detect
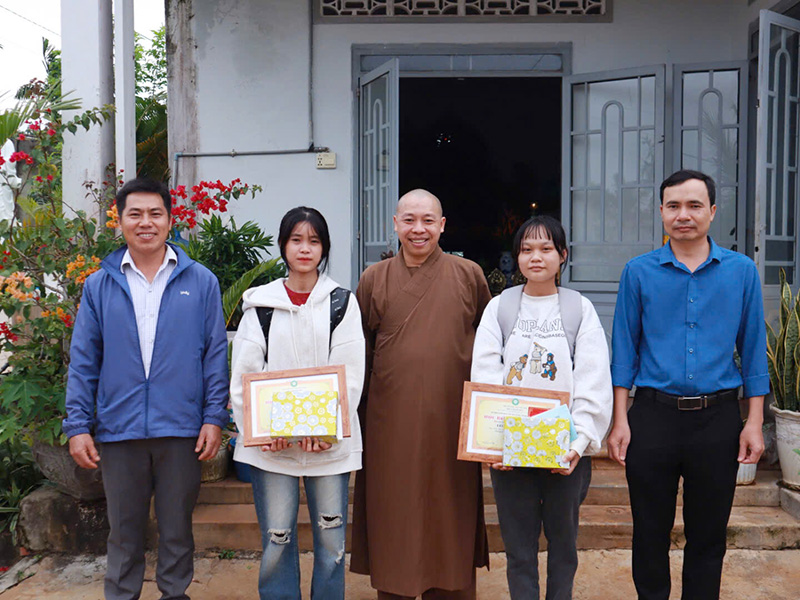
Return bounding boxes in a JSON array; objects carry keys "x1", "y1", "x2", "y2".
[{"x1": 608, "y1": 170, "x2": 769, "y2": 600}]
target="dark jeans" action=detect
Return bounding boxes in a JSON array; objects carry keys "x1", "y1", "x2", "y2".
[
  {"x1": 491, "y1": 457, "x2": 592, "y2": 600},
  {"x1": 101, "y1": 437, "x2": 201, "y2": 600},
  {"x1": 626, "y1": 389, "x2": 742, "y2": 600}
]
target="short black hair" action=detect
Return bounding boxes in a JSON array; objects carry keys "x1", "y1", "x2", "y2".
[
  {"x1": 659, "y1": 169, "x2": 716, "y2": 206},
  {"x1": 116, "y1": 178, "x2": 171, "y2": 216},
  {"x1": 512, "y1": 215, "x2": 569, "y2": 272},
  {"x1": 278, "y1": 206, "x2": 332, "y2": 272}
]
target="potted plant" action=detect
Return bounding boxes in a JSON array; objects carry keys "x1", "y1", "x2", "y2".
[{"x1": 765, "y1": 269, "x2": 800, "y2": 490}]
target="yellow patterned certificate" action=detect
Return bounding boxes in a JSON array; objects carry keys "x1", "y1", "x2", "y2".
[
  {"x1": 241, "y1": 365, "x2": 350, "y2": 447},
  {"x1": 502, "y1": 415, "x2": 572, "y2": 469},
  {"x1": 458, "y1": 381, "x2": 568, "y2": 463}
]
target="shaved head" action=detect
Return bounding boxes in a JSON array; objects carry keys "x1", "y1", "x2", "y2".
[
  {"x1": 396, "y1": 189, "x2": 443, "y2": 218},
  {"x1": 393, "y1": 188, "x2": 446, "y2": 267}
]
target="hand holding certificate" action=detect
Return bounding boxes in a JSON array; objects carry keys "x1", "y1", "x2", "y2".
[
  {"x1": 241, "y1": 365, "x2": 350, "y2": 447},
  {"x1": 457, "y1": 381, "x2": 569, "y2": 463}
]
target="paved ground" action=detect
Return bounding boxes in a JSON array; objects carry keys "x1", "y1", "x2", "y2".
[{"x1": 1, "y1": 550, "x2": 799, "y2": 599}]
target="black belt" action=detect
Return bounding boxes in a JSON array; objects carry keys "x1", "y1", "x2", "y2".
[{"x1": 636, "y1": 387, "x2": 739, "y2": 411}]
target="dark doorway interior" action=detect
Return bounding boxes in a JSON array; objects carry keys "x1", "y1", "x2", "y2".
[{"x1": 399, "y1": 77, "x2": 562, "y2": 276}]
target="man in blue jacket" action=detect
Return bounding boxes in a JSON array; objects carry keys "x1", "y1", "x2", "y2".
[
  {"x1": 608, "y1": 170, "x2": 768, "y2": 600},
  {"x1": 64, "y1": 178, "x2": 230, "y2": 600}
]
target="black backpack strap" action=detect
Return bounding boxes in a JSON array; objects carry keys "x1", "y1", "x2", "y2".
[
  {"x1": 256, "y1": 306, "x2": 274, "y2": 363},
  {"x1": 329, "y1": 287, "x2": 350, "y2": 340}
]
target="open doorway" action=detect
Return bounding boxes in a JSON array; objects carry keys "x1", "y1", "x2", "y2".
[{"x1": 399, "y1": 77, "x2": 561, "y2": 277}]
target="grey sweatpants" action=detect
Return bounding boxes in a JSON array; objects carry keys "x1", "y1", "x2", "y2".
[{"x1": 101, "y1": 437, "x2": 201, "y2": 600}]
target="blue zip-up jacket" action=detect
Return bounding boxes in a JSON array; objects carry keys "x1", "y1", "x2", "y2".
[{"x1": 63, "y1": 243, "x2": 230, "y2": 442}]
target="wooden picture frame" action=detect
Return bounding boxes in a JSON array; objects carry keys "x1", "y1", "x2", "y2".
[
  {"x1": 241, "y1": 365, "x2": 350, "y2": 447},
  {"x1": 457, "y1": 381, "x2": 569, "y2": 463}
]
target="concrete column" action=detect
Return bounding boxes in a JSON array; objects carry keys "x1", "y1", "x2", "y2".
[
  {"x1": 114, "y1": 0, "x2": 137, "y2": 182},
  {"x1": 166, "y1": 0, "x2": 198, "y2": 189},
  {"x1": 61, "y1": 0, "x2": 114, "y2": 216}
]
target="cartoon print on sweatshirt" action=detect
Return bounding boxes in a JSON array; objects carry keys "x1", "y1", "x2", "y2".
[
  {"x1": 506, "y1": 354, "x2": 528, "y2": 385},
  {"x1": 541, "y1": 353, "x2": 557, "y2": 381},
  {"x1": 529, "y1": 342, "x2": 546, "y2": 374}
]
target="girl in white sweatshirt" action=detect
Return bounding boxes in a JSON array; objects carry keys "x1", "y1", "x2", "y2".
[
  {"x1": 230, "y1": 207, "x2": 365, "y2": 600},
  {"x1": 471, "y1": 215, "x2": 612, "y2": 600}
]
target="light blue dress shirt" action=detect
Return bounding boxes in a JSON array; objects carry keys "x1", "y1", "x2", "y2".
[{"x1": 611, "y1": 237, "x2": 770, "y2": 398}]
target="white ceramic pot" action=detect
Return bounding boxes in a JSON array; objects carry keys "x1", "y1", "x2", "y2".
[
  {"x1": 771, "y1": 404, "x2": 800, "y2": 490},
  {"x1": 735, "y1": 461, "x2": 757, "y2": 485}
]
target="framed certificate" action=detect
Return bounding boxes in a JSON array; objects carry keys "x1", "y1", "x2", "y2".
[
  {"x1": 241, "y1": 365, "x2": 350, "y2": 447},
  {"x1": 457, "y1": 381, "x2": 569, "y2": 463}
]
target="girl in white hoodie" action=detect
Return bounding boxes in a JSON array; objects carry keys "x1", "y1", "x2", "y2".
[
  {"x1": 471, "y1": 215, "x2": 612, "y2": 600},
  {"x1": 230, "y1": 207, "x2": 365, "y2": 600}
]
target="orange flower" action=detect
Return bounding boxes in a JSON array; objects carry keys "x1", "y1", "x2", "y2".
[
  {"x1": 106, "y1": 205, "x2": 119, "y2": 229},
  {"x1": 0, "y1": 272, "x2": 35, "y2": 301}
]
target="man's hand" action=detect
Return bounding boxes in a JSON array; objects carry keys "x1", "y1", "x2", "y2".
[
  {"x1": 551, "y1": 450, "x2": 580, "y2": 475},
  {"x1": 607, "y1": 420, "x2": 631, "y2": 466},
  {"x1": 195, "y1": 424, "x2": 223, "y2": 461},
  {"x1": 69, "y1": 433, "x2": 100, "y2": 469},
  {"x1": 738, "y1": 420, "x2": 764, "y2": 464}
]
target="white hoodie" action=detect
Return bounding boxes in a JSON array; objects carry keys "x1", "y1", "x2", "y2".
[
  {"x1": 471, "y1": 292, "x2": 612, "y2": 457},
  {"x1": 230, "y1": 273, "x2": 365, "y2": 476}
]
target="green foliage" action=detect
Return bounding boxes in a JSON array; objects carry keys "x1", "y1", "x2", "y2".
[
  {"x1": 134, "y1": 28, "x2": 168, "y2": 181},
  {"x1": 766, "y1": 269, "x2": 800, "y2": 411},
  {"x1": 221, "y1": 258, "x2": 283, "y2": 327},
  {"x1": 0, "y1": 97, "x2": 118, "y2": 445},
  {"x1": 0, "y1": 439, "x2": 44, "y2": 545},
  {"x1": 180, "y1": 216, "x2": 285, "y2": 328}
]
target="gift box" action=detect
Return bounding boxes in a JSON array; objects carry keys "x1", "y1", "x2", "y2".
[
  {"x1": 270, "y1": 389, "x2": 340, "y2": 443},
  {"x1": 502, "y1": 406, "x2": 574, "y2": 468}
]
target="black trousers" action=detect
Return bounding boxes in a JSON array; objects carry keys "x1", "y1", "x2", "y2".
[
  {"x1": 625, "y1": 389, "x2": 742, "y2": 600},
  {"x1": 101, "y1": 437, "x2": 201, "y2": 600}
]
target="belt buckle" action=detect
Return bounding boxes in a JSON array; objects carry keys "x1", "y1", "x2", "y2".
[{"x1": 677, "y1": 395, "x2": 706, "y2": 411}]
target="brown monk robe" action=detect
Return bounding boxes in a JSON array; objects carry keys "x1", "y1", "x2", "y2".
[{"x1": 351, "y1": 189, "x2": 491, "y2": 599}]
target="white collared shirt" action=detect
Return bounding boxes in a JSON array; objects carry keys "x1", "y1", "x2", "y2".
[{"x1": 121, "y1": 246, "x2": 178, "y2": 378}]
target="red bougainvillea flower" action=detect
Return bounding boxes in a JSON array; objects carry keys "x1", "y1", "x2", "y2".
[
  {"x1": 0, "y1": 322, "x2": 19, "y2": 343},
  {"x1": 47, "y1": 129, "x2": 56, "y2": 136},
  {"x1": 46, "y1": 174, "x2": 54, "y2": 181},
  {"x1": 8, "y1": 151, "x2": 34, "y2": 165},
  {"x1": 28, "y1": 121, "x2": 40, "y2": 131},
  {"x1": 35, "y1": 176, "x2": 43, "y2": 182},
  {"x1": 18, "y1": 133, "x2": 25, "y2": 141}
]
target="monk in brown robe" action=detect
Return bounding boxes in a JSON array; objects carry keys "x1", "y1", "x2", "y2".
[{"x1": 351, "y1": 189, "x2": 491, "y2": 599}]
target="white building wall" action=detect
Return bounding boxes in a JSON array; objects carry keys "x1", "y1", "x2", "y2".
[{"x1": 177, "y1": 0, "x2": 761, "y2": 287}]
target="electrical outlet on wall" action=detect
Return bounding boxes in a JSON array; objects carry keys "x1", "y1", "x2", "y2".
[{"x1": 316, "y1": 152, "x2": 336, "y2": 169}]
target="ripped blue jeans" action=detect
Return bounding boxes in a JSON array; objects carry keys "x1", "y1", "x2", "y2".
[{"x1": 250, "y1": 468, "x2": 350, "y2": 600}]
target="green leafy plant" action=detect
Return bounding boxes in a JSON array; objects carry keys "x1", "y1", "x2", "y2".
[
  {"x1": 134, "y1": 28, "x2": 168, "y2": 180},
  {"x1": 0, "y1": 439, "x2": 44, "y2": 545},
  {"x1": 766, "y1": 269, "x2": 800, "y2": 412},
  {"x1": 179, "y1": 215, "x2": 285, "y2": 328},
  {"x1": 0, "y1": 95, "x2": 116, "y2": 446}
]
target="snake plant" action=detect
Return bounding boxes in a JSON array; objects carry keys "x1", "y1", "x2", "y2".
[{"x1": 766, "y1": 269, "x2": 800, "y2": 412}]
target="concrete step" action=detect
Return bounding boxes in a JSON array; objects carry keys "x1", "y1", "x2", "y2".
[
  {"x1": 584, "y1": 469, "x2": 781, "y2": 507},
  {"x1": 192, "y1": 503, "x2": 800, "y2": 553},
  {"x1": 198, "y1": 469, "x2": 782, "y2": 508}
]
